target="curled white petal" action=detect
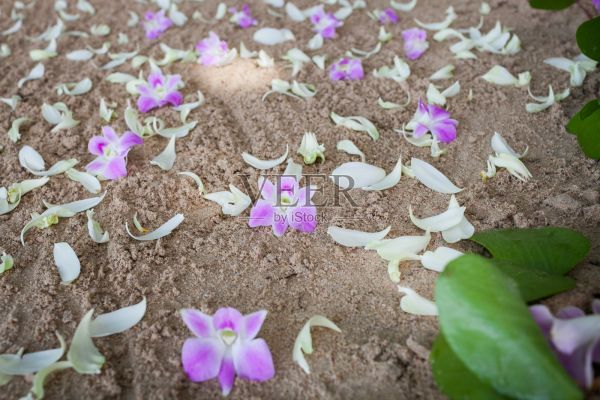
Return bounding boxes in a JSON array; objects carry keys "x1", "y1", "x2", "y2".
[
  {"x1": 336, "y1": 140, "x2": 365, "y2": 162},
  {"x1": 411, "y1": 158, "x2": 462, "y2": 194},
  {"x1": 283, "y1": 158, "x2": 303, "y2": 181},
  {"x1": 330, "y1": 112, "x2": 379, "y2": 140},
  {"x1": 0, "y1": 333, "x2": 66, "y2": 376},
  {"x1": 178, "y1": 171, "x2": 206, "y2": 194},
  {"x1": 429, "y1": 64, "x2": 455, "y2": 80},
  {"x1": 327, "y1": 225, "x2": 390, "y2": 247},
  {"x1": 204, "y1": 185, "x2": 251, "y2": 216},
  {"x1": 68, "y1": 310, "x2": 105, "y2": 374},
  {"x1": 293, "y1": 315, "x2": 341, "y2": 374},
  {"x1": 390, "y1": 0, "x2": 417, "y2": 11},
  {"x1": 151, "y1": 136, "x2": 177, "y2": 171},
  {"x1": 0, "y1": 252, "x2": 14, "y2": 273},
  {"x1": 330, "y1": 162, "x2": 386, "y2": 189},
  {"x1": 398, "y1": 287, "x2": 438, "y2": 316},
  {"x1": 66, "y1": 169, "x2": 101, "y2": 193},
  {"x1": 86, "y1": 210, "x2": 109, "y2": 243},
  {"x1": 366, "y1": 231, "x2": 431, "y2": 261},
  {"x1": 89, "y1": 297, "x2": 146, "y2": 338},
  {"x1": 242, "y1": 145, "x2": 288, "y2": 170},
  {"x1": 125, "y1": 213, "x2": 184, "y2": 241},
  {"x1": 8, "y1": 117, "x2": 30, "y2": 143},
  {"x1": 415, "y1": 6, "x2": 456, "y2": 30},
  {"x1": 53, "y1": 242, "x2": 81, "y2": 284},
  {"x1": 421, "y1": 246, "x2": 463, "y2": 272},
  {"x1": 491, "y1": 132, "x2": 527, "y2": 158},
  {"x1": 18, "y1": 63, "x2": 45, "y2": 88},
  {"x1": 409, "y1": 204, "x2": 465, "y2": 232},
  {"x1": 363, "y1": 158, "x2": 403, "y2": 191}
]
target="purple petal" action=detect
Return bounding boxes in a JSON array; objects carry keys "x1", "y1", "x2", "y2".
[
  {"x1": 102, "y1": 126, "x2": 119, "y2": 143},
  {"x1": 163, "y1": 91, "x2": 183, "y2": 107},
  {"x1": 85, "y1": 158, "x2": 107, "y2": 176},
  {"x1": 558, "y1": 343, "x2": 595, "y2": 388},
  {"x1": 181, "y1": 308, "x2": 215, "y2": 338},
  {"x1": 551, "y1": 315, "x2": 600, "y2": 355},
  {"x1": 242, "y1": 310, "x2": 267, "y2": 340},
  {"x1": 258, "y1": 177, "x2": 275, "y2": 201},
  {"x1": 279, "y1": 176, "x2": 299, "y2": 194},
  {"x1": 428, "y1": 104, "x2": 451, "y2": 122},
  {"x1": 148, "y1": 72, "x2": 165, "y2": 88},
  {"x1": 137, "y1": 95, "x2": 159, "y2": 113},
  {"x1": 232, "y1": 338, "x2": 275, "y2": 381},
  {"x1": 166, "y1": 74, "x2": 183, "y2": 90},
  {"x1": 413, "y1": 124, "x2": 429, "y2": 138},
  {"x1": 117, "y1": 132, "x2": 143, "y2": 155},
  {"x1": 88, "y1": 136, "x2": 109, "y2": 156},
  {"x1": 557, "y1": 306, "x2": 586, "y2": 319},
  {"x1": 530, "y1": 305, "x2": 554, "y2": 338},
  {"x1": 592, "y1": 299, "x2": 600, "y2": 314},
  {"x1": 431, "y1": 121, "x2": 457, "y2": 143},
  {"x1": 272, "y1": 215, "x2": 289, "y2": 237},
  {"x1": 248, "y1": 200, "x2": 275, "y2": 228},
  {"x1": 218, "y1": 355, "x2": 236, "y2": 396},
  {"x1": 182, "y1": 338, "x2": 225, "y2": 382},
  {"x1": 103, "y1": 156, "x2": 128, "y2": 180},
  {"x1": 213, "y1": 308, "x2": 244, "y2": 333},
  {"x1": 288, "y1": 206, "x2": 317, "y2": 233}
]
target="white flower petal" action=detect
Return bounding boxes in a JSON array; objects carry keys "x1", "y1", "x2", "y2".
[
  {"x1": 415, "y1": 6, "x2": 456, "y2": 30},
  {"x1": 53, "y1": 242, "x2": 81, "y2": 284},
  {"x1": 253, "y1": 28, "x2": 295, "y2": 45},
  {"x1": 330, "y1": 162, "x2": 386, "y2": 189},
  {"x1": 18, "y1": 63, "x2": 44, "y2": 88},
  {"x1": 308, "y1": 33, "x2": 324, "y2": 50},
  {"x1": 19, "y1": 145, "x2": 46, "y2": 171},
  {"x1": 68, "y1": 310, "x2": 105, "y2": 374},
  {"x1": 366, "y1": 231, "x2": 431, "y2": 261},
  {"x1": 177, "y1": 171, "x2": 206, "y2": 194},
  {"x1": 420, "y1": 246, "x2": 463, "y2": 272},
  {"x1": 125, "y1": 213, "x2": 184, "y2": 241},
  {"x1": 491, "y1": 132, "x2": 527, "y2": 158},
  {"x1": 242, "y1": 145, "x2": 288, "y2": 170},
  {"x1": 327, "y1": 225, "x2": 391, "y2": 247},
  {"x1": 441, "y1": 217, "x2": 475, "y2": 243},
  {"x1": 336, "y1": 140, "x2": 365, "y2": 162},
  {"x1": 0, "y1": 333, "x2": 66, "y2": 376},
  {"x1": 283, "y1": 158, "x2": 303, "y2": 181},
  {"x1": 398, "y1": 287, "x2": 438, "y2": 316},
  {"x1": 293, "y1": 315, "x2": 341, "y2": 374},
  {"x1": 286, "y1": 2, "x2": 306, "y2": 21},
  {"x1": 66, "y1": 169, "x2": 101, "y2": 194},
  {"x1": 86, "y1": 209, "x2": 109, "y2": 243},
  {"x1": 363, "y1": 158, "x2": 403, "y2": 191},
  {"x1": 390, "y1": 0, "x2": 417, "y2": 11},
  {"x1": 411, "y1": 158, "x2": 462, "y2": 194},
  {"x1": 409, "y1": 203, "x2": 465, "y2": 232},
  {"x1": 89, "y1": 297, "x2": 146, "y2": 338},
  {"x1": 429, "y1": 64, "x2": 455, "y2": 80},
  {"x1": 151, "y1": 136, "x2": 177, "y2": 171},
  {"x1": 330, "y1": 112, "x2": 379, "y2": 140},
  {"x1": 204, "y1": 185, "x2": 251, "y2": 216}
]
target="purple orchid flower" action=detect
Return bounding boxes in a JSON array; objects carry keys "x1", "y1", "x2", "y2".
[
  {"x1": 410, "y1": 99, "x2": 458, "y2": 143},
  {"x1": 379, "y1": 8, "x2": 399, "y2": 24},
  {"x1": 229, "y1": 4, "x2": 257, "y2": 29},
  {"x1": 402, "y1": 28, "x2": 429, "y2": 60},
  {"x1": 181, "y1": 307, "x2": 275, "y2": 396},
  {"x1": 142, "y1": 10, "x2": 173, "y2": 40},
  {"x1": 530, "y1": 300, "x2": 600, "y2": 388},
  {"x1": 137, "y1": 69, "x2": 184, "y2": 113},
  {"x1": 329, "y1": 57, "x2": 364, "y2": 81},
  {"x1": 196, "y1": 31, "x2": 232, "y2": 66},
  {"x1": 248, "y1": 176, "x2": 317, "y2": 237},
  {"x1": 310, "y1": 6, "x2": 342, "y2": 39},
  {"x1": 86, "y1": 126, "x2": 143, "y2": 180},
  {"x1": 593, "y1": 0, "x2": 600, "y2": 11}
]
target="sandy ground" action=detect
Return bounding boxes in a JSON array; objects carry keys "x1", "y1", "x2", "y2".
[{"x1": 1, "y1": 0, "x2": 599, "y2": 399}]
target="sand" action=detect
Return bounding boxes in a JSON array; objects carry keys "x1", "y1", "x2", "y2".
[{"x1": 1, "y1": 0, "x2": 599, "y2": 399}]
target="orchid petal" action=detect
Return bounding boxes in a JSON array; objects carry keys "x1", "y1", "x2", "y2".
[
  {"x1": 420, "y1": 246, "x2": 463, "y2": 272},
  {"x1": 330, "y1": 112, "x2": 379, "y2": 140},
  {"x1": 363, "y1": 158, "x2": 403, "y2": 191},
  {"x1": 151, "y1": 136, "x2": 177, "y2": 171},
  {"x1": 398, "y1": 287, "x2": 438, "y2": 315},
  {"x1": 327, "y1": 225, "x2": 391, "y2": 247},
  {"x1": 293, "y1": 315, "x2": 341, "y2": 374},
  {"x1": 253, "y1": 28, "x2": 295, "y2": 45},
  {"x1": 429, "y1": 64, "x2": 455, "y2": 80},
  {"x1": 178, "y1": 171, "x2": 206, "y2": 194},
  {"x1": 89, "y1": 297, "x2": 146, "y2": 337},
  {"x1": 0, "y1": 333, "x2": 66, "y2": 376},
  {"x1": 204, "y1": 185, "x2": 251, "y2": 216},
  {"x1": 366, "y1": 231, "x2": 431, "y2": 261},
  {"x1": 409, "y1": 204, "x2": 465, "y2": 232},
  {"x1": 0, "y1": 252, "x2": 14, "y2": 273},
  {"x1": 53, "y1": 242, "x2": 81, "y2": 284},
  {"x1": 390, "y1": 0, "x2": 417, "y2": 12},
  {"x1": 86, "y1": 210, "x2": 109, "y2": 243},
  {"x1": 242, "y1": 146, "x2": 288, "y2": 170},
  {"x1": 67, "y1": 310, "x2": 105, "y2": 374},
  {"x1": 283, "y1": 159, "x2": 303, "y2": 181},
  {"x1": 330, "y1": 162, "x2": 386, "y2": 189},
  {"x1": 18, "y1": 63, "x2": 44, "y2": 88},
  {"x1": 411, "y1": 157, "x2": 462, "y2": 194},
  {"x1": 8, "y1": 117, "x2": 30, "y2": 143},
  {"x1": 65, "y1": 169, "x2": 101, "y2": 194},
  {"x1": 336, "y1": 140, "x2": 365, "y2": 162},
  {"x1": 125, "y1": 213, "x2": 184, "y2": 241},
  {"x1": 232, "y1": 338, "x2": 275, "y2": 381}
]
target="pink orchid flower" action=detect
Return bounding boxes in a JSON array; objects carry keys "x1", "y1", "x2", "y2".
[
  {"x1": 142, "y1": 10, "x2": 173, "y2": 40},
  {"x1": 137, "y1": 69, "x2": 184, "y2": 113},
  {"x1": 531, "y1": 300, "x2": 600, "y2": 388},
  {"x1": 402, "y1": 28, "x2": 429, "y2": 60},
  {"x1": 86, "y1": 126, "x2": 143, "y2": 180},
  {"x1": 310, "y1": 6, "x2": 342, "y2": 39},
  {"x1": 196, "y1": 31, "x2": 231, "y2": 66},
  {"x1": 329, "y1": 57, "x2": 364, "y2": 81},
  {"x1": 249, "y1": 176, "x2": 317, "y2": 237},
  {"x1": 181, "y1": 307, "x2": 275, "y2": 396},
  {"x1": 411, "y1": 99, "x2": 458, "y2": 143},
  {"x1": 229, "y1": 4, "x2": 257, "y2": 29},
  {"x1": 379, "y1": 8, "x2": 399, "y2": 24},
  {"x1": 594, "y1": 0, "x2": 600, "y2": 11}
]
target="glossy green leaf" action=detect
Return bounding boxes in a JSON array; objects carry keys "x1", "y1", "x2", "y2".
[
  {"x1": 576, "y1": 16, "x2": 600, "y2": 62},
  {"x1": 493, "y1": 260, "x2": 576, "y2": 302},
  {"x1": 529, "y1": 0, "x2": 576, "y2": 10},
  {"x1": 567, "y1": 99, "x2": 600, "y2": 159},
  {"x1": 566, "y1": 99, "x2": 600, "y2": 135},
  {"x1": 430, "y1": 335, "x2": 509, "y2": 400},
  {"x1": 436, "y1": 254, "x2": 582, "y2": 400},
  {"x1": 470, "y1": 227, "x2": 589, "y2": 275}
]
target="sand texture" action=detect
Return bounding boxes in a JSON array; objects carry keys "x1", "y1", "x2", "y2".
[{"x1": 1, "y1": 0, "x2": 599, "y2": 399}]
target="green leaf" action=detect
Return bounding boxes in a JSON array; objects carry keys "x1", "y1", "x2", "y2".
[
  {"x1": 470, "y1": 227, "x2": 590, "y2": 275},
  {"x1": 436, "y1": 255, "x2": 582, "y2": 400},
  {"x1": 493, "y1": 260, "x2": 576, "y2": 302},
  {"x1": 529, "y1": 0, "x2": 576, "y2": 10},
  {"x1": 576, "y1": 16, "x2": 600, "y2": 62},
  {"x1": 566, "y1": 99, "x2": 600, "y2": 135},
  {"x1": 430, "y1": 335, "x2": 509, "y2": 400}
]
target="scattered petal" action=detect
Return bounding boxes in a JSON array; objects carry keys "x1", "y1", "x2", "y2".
[
  {"x1": 242, "y1": 146, "x2": 289, "y2": 170},
  {"x1": 292, "y1": 315, "x2": 341, "y2": 374},
  {"x1": 411, "y1": 157, "x2": 462, "y2": 194},
  {"x1": 53, "y1": 242, "x2": 81, "y2": 284},
  {"x1": 398, "y1": 287, "x2": 438, "y2": 315},
  {"x1": 125, "y1": 213, "x2": 184, "y2": 241},
  {"x1": 327, "y1": 226, "x2": 390, "y2": 247}
]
